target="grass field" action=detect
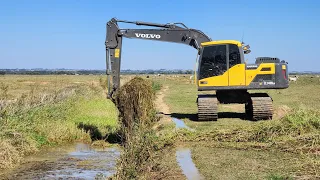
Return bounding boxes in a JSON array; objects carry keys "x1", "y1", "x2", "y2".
[
  {"x1": 1, "y1": 74, "x2": 319, "y2": 179},
  {"x1": 0, "y1": 75, "x2": 119, "y2": 170},
  {"x1": 152, "y1": 75, "x2": 320, "y2": 179}
]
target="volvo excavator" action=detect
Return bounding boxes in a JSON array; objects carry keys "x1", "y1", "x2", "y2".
[{"x1": 105, "y1": 18, "x2": 289, "y2": 121}]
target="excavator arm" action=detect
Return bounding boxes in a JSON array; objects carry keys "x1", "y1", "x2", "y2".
[{"x1": 105, "y1": 18, "x2": 211, "y2": 100}]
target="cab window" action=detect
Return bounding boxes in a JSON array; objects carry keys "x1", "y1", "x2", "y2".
[
  {"x1": 199, "y1": 45, "x2": 227, "y2": 79},
  {"x1": 229, "y1": 44, "x2": 241, "y2": 68}
]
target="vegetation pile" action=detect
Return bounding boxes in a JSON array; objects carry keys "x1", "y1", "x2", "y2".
[
  {"x1": 111, "y1": 77, "x2": 175, "y2": 180},
  {"x1": 114, "y1": 77, "x2": 157, "y2": 142}
]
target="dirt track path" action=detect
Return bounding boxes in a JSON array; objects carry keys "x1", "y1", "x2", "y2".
[{"x1": 155, "y1": 85, "x2": 172, "y2": 124}]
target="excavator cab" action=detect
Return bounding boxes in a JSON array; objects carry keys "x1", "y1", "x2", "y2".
[
  {"x1": 196, "y1": 40, "x2": 289, "y2": 91},
  {"x1": 197, "y1": 40, "x2": 244, "y2": 87}
]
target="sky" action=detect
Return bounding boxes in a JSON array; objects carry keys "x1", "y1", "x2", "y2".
[{"x1": 0, "y1": 0, "x2": 319, "y2": 71}]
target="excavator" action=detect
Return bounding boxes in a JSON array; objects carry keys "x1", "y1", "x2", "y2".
[{"x1": 105, "y1": 18, "x2": 289, "y2": 121}]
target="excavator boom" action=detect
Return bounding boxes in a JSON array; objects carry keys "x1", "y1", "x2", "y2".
[{"x1": 105, "y1": 18, "x2": 211, "y2": 100}]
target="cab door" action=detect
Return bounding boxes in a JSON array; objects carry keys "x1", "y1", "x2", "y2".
[
  {"x1": 228, "y1": 44, "x2": 246, "y2": 86},
  {"x1": 198, "y1": 44, "x2": 228, "y2": 87}
]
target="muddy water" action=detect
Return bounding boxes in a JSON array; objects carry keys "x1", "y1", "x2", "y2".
[
  {"x1": 172, "y1": 117, "x2": 203, "y2": 180},
  {"x1": 1, "y1": 143, "x2": 120, "y2": 180},
  {"x1": 172, "y1": 117, "x2": 194, "y2": 131},
  {"x1": 176, "y1": 148, "x2": 204, "y2": 180}
]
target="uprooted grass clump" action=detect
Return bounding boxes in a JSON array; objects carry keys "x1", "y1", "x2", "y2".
[
  {"x1": 114, "y1": 77, "x2": 158, "y2": 142},
  {"x1": 111, "y1": 77, "x2": 176, "y2": 179}
]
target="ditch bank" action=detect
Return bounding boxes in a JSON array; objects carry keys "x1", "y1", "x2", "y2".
[{"x1": 0, "y1": 84, "x2": 120, "y2": 178}]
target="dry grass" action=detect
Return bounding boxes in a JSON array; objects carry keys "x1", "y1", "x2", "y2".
[
  {"x1": 114, "y1": 77, "x2": 157, "y2": 142},
  {"x1": 0, "y1": 75, "x2": 119, "y2": 171},
  {"x1": 0, "y1": 140, "x2": 21, "y2": 169},
  {"x1": 110, "y1": 77, "x2": 180, "y2": 180}
]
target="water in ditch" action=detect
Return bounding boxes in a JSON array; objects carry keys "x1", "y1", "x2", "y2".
[
  {"x1": 172, "y1": 117, "x2": 203, "y2": 180},
  {"x1": 1, "y1": 142, "x2": 120, "y2": 180}
]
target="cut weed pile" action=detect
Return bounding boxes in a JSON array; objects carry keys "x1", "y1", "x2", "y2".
[
  {"x1": 110, "y1": 77, "x2": 178, "y2": 180},
  {"x1": 114, "y1": 77, "x2": 157, "y2": 142}
]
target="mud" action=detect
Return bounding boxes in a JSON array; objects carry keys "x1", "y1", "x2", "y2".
[{"x1": 1, "y1": 143, "x2": 120, "y2": 180}]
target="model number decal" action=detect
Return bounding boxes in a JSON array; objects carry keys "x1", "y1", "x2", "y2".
[
  {"x1": 263, "y1": 81, "x2": 275, "y2": 85},
  {"x1": 246, "y1": 65, "x2": 258, "y2": 68},
  {"x1": 135, "y1": 33, "x2": 161, "y2": 39}
]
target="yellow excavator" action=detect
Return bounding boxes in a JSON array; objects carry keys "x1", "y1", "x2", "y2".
[{"x1": 105, "y1": 18, "x2": 289, "y2": 121}]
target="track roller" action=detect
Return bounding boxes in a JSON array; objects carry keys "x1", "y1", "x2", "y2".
[
  {"x1": 197, "y1": 94, "x2": 218, "y2": 121},
  {"x1": 245, "y1": 93, "x2": 273, "y2": 120}
]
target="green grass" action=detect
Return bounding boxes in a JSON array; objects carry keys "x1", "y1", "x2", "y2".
[
  {"x1": 0, "y1": 75, "x2": 119, "y2": 170},
  {"x1": 0, "y1": 75, "x2": 108, "y2": 99},
  {"x1": 190, "y1": 145, "x2": 310, "y2": 180},
  {"x1": 72, "y1": 96, "x2": 119, "y2": 137},
  {"x1": 266, "y1": 174, "x2": 293, "y2": 180},
  {"x1": 151, "y1": 80, "x2": 162, "y2": 92},
  {"x1": 155, "y1": 75, "x2": 320, "y2": 179}
]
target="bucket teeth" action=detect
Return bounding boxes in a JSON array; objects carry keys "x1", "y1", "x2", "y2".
[{"x1": 197, "y1": 95, "x2": 218, "y2": 121}]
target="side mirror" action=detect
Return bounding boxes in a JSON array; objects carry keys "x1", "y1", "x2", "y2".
[{"x1": 244, "y1": 50, "x2": 251, "y2": 54}]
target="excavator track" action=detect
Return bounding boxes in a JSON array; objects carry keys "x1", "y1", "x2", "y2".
[
  {"x1": 197, "y1": 94, "x2": 218, "y2": 121},
  {"x1": 246, "y1": 93, "x2": 273, "y2": 120}
]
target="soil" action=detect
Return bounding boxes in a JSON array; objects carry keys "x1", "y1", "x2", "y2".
[
  {"x1": 273, "y1": 105, "x2": 291, "y2": 119},
  {"x1": 154, "y1": 85, "x2": 172, "y2": 129}
]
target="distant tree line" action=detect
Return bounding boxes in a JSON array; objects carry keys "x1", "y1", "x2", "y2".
[{"x1": 0, "y1": 69, "x2": 194, "y2": 75}]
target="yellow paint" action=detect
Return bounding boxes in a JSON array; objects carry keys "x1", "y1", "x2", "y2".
[
  {"x1": 245, "y1": 63, "x2": 275, "y2": 85},
  {"x1": 198, "y1": 63, "x2": 276, "y2": 87},
  {"x1": 115, "y1": 49, "x2": 120, "y2": 58},
  {"x1": 198, "y1": 65, "x2": 246, "y2": 87},
  {"x1": 282, "y1": 65, "x2": 286, "y2": 69},
  {"x1": 229, "y1": 64, "x2": 246, "y2": 86},
  {"x1": 201, "y1": 40, "x2": 242, "y2": 47},
  {"x1": 198, "y1": 70, "x2": 229, "y2": 87}
]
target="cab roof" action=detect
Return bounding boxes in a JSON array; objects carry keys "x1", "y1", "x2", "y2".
[{"x1": 201, "y1": 40, "x2": 242, "y2": 47}]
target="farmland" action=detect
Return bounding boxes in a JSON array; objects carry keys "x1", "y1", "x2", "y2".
[
  {"x1": 0, "y1": 74, "x2": 319, "y2": 179},
  {"x1": 156, "y1": 75, "x2": 320, "y2": 179}
]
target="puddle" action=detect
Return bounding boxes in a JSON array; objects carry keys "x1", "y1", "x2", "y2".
[
  {"x1": 173, "y1": 118, "x2": 202, "y2": 179},
  {"x1": 172, "y1": 117, "x2": 194, "y2": 131},
  {"x1": 2, "y1": 143, "x2": 120, "y2": 180},
  {"x1": 176, "y1": 148, "x2": 204, "y2": 180}
]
